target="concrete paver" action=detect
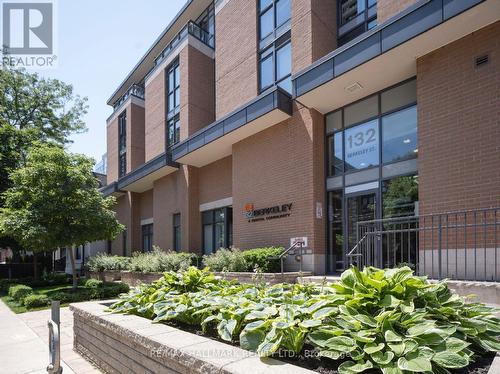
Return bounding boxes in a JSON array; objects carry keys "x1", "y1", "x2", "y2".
[{"x1": 0, "y1": 300, "x2": 100, "y2": 374}]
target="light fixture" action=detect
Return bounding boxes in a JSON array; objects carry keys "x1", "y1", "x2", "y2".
[
  {"x1": 403, "y1": 138, "x2": 411, "y2": 144},
  {"x1": 345, "y1": 82, "x2": 363, "y2": 93}
]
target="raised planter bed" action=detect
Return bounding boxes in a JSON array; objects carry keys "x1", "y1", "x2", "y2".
[
  {"x1": 91, "y1": 270, "x2": 313, "y2": 287},
  {"x1": 71, "y1": 301, "x2": 314, "y2": 374}
]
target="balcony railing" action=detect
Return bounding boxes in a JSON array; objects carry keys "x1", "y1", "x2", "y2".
[
  {"x1": 112, "y1": 84, "x2": 145, "y2": 112},
  {"x1": 154, "y1": 20, "x2": 214, "y2": 66}
]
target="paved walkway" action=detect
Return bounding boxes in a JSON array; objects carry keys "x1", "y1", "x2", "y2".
[{"x1": 0, "y1": 300, "x2": 100, "y2": 374}]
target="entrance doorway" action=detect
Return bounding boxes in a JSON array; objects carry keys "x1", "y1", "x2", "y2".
[{"x1": 346, "y1": 191, "x2": 377, "y2": 258}]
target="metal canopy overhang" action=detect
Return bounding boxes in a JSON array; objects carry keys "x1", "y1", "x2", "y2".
[
  {"x1": 171, "y1": 87, "x2": 293, "y2": 168},
  {"x1": 292, "y1": 0, "x2": 500, "y2": 114},
  {"x1": 117, "y1": 153, "x2": 178, "y2": 193},
  {"x1": 99, "y1": 182, "x2": 125, "y2": 198}
]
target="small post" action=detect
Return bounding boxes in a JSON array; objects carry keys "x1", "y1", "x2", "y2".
[
  {"x1": 438, "y1": 215, "x2": 442, "y2": 280},
  {"x1": 299, "y1": 241, "x2": 303, "y2": 273},
  {"x1": 47, "y1": 300, "x2": 62, "y2": 374}
]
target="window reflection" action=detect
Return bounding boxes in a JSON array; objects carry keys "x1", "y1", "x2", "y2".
[
  {"x1": 344, "y1": 120, "x2": 379, "y2": 171},
  {"x1": 382, "y1": 106, "x2": 418, "y2": 163}
]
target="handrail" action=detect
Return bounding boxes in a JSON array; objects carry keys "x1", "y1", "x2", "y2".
[
  {"x1": 47, "y1": 301, "x2": 62, "y2": 374},
  {"x1": 278, "y1": 240, "x2": 304, "y2": 275}
]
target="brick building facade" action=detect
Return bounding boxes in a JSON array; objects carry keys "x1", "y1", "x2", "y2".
[{"x1": 102, "y1": 0, "x2": 500, "y2": 276}]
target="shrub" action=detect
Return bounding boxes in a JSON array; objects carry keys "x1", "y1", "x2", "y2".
[
  {"x1": 8, "y1": 284, "x2": 33, "y2": 303},
  {"x1": 23, "y1": 294, "x2": 49, "y2": 309},
  {"x1": 0, "y1": 279, "x2": 18, "y2": 292},
  {"x1": 129, "y1": 248, "x2": 196, "y2": 273},
  {"x1": 202, "y1": 248, "x2": 247, "y2": 272},
  {"x1": 49, "y1": 290, "x2": 90, "y2": 304},
  {"x1": 87, "y1": 253, "x2": 131, "y2": 272},
  {"x1": 110, "y1": 266, "x2": 500, "y2": 373},
  {"x1": 241, "y1": 247, "x2": 283, "y2": 272},
  {"x1": 87, "y1": 282, "x2": 130, "y2": 299},
  {"x1": 84, "y1": 278, "x2": 103, "y2": 288}
]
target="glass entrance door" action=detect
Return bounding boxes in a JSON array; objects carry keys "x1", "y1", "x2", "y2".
[{"x1": 346, "y1": 191, "x2": 377, "y2": 266}]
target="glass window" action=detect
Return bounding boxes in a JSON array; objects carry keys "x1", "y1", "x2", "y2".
[
  {"x1": 276, "y1": 0, "x2": 291, "y2": 27},
  {"x1": 118, "y1": 111, "x2": 127, "y2": 177},
  {"x1": 173, "y1": 213, "x2": 181, "y2": 252},
  {"x1": 259, "y1": 51, "x2": 274, "y2": 90},
  {"x1": 260, "y1": 9, "x2": 274, "y2": 39},
  {"x1": 142, "y1": 224, "x2": 153, "y2": 252},
  {"x1": 260, "y1": 0, "x2": 272, "y2": 10},
  {"x1": 167, "y1": 115, "x2": 180, "y2": 147},
  {"x1": 166, "y1": 60, "x2": 180, "y2": 117},
  {"x1": 276, "y1": 42, "x2": 291, "y2": 80},
  {"x1": 382, "y1": 105, "x2": 417, "y2": 163},
  {"x1": 328, "y1": 132, "x2": 344, "y2": 176},
  {"x1": 338, "y1": 0, "x2": 377, "y2": 46},
  {"x1": 327, "y1": 190, "x2": 344, "y2": 272},
  {"x1": 202, "y1": 207, "x2": 233, "y2": 255},
  {"x1": 381, "y1": 79, "x2": 417, "y2": 114},
  {"x1": 382, "y1": 175, "x2": 419, "y2": 218},
  {"x1": 326, "y1": 110, "x2": 342, "y2": 134},
  {"x1": 344, "y1": 119, "x2": 379, "y2": 171},
  {"x1": 344, "y1": 95, "x2": 378, "y2": 127}
]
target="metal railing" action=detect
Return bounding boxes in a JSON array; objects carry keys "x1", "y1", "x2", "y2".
[
  {"x1": 347, "y1": 207, "x2": 500, "y2": 281},
  {"x1": 278, "y1": 240, "x2": 304, "y2": 275},
  {"x1": 112, "y1": 84, "x2": 145, "y2": 111},
  {"x1": 154, "y1": 21, "x2": 214, "y2": 67}
]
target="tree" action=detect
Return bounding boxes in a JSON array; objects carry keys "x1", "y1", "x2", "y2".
[
  {"x1": 0, "y1": 144, "x2": 124, "y2": 288},
  {"x1": 0, "y1": 65, "x2": 88, "y2": 252}
]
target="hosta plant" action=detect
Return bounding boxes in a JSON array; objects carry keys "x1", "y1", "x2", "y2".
[{"x1": 109, "y1": 266, "x2": 500, "y2": 373}]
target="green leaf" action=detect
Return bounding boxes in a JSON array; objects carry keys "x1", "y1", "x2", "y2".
[
  {"x1": 397, "y1": 351, "x2": 432, "y2": 372},
  {"x1": 324, "y1": 336, "x2": 356, "y2": 352},
  {"x1": 312, "y1": 306, "x2": 337, "y2": 319},
  {"x1": 307, "y1": 329, "x2": 343, "y2": 348},
  {"x1": 243, "y1": 320, "x2": 267, "y2": 332},
  {"x1": 257, "y1": 333, "x2": 283, "y2": 357},
  {"x1": 371, "y1": 350, "x2": 395, "y2": 365},
  {"x1": 432, "y1": 351, "x2": 469, "y2": 369},
  {"x1": 363, "y1": 342, "x2": 384, "y2": 354},
  {"x1": 298, "y1": 319, "x2": 322, "y2": 328},
  {"x1": 385, "y1": 329, "x2": 403, "y2": 342},
  {"x1": 338, "y1": 360, "x2": 373, "y2": 374},
  {"x1": 240, "y1": 329, "x2": 265, "y2": 352},
  {"x1": 351, "y1": 330, "x2": 376, "y2": 343},
  {"x1": 318, "y1": 350, "x2": 343, "y2": 360},
  {"x1": 388, "y1": 342, "x2": 406, "y2": 356},
  {"x1": 407, "y1": 322, "x2": 436, "y2": 336},
  {"x1": 217, "y1": 319, "x2": 237, "y2": 341}
]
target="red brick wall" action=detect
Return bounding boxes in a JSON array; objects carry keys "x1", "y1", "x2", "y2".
[
  {"x1": 198, "y1": 156, "x2": 232, "y2": 205},
  {"x1": 180, "y1": 45, "x2": 215, "y2": 140},
  {"x1": 144, "y1": 69, "x2": 166, "y2": 162},
  {"x1": 215, "y1": 0, "x2": 258, "y2": 118},
  {"x1": 106, "y1": 117, "x2": 118, "y2": 183},
  {"x1": 292, "y1": 0, "x2": 337, "y2": 73},
  {"x1": 232, "y1": 105, "x2": 326, "y2": 272},
  {"x1": 128, "y1": 103, "x2": 145, "y2": 172},
  {"x1": 417, "y1": 21, "x2": 500, "y2": 215},
  {"x1": 377, "y1": 0, "x2": 417, "y2": 24}
]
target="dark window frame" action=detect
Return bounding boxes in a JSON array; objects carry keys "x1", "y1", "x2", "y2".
[
  {"x1": 173, "y1": 213, "x2": 181, "y2": 252},
  {"x1": 258, "y1": 31, "x2": 291, "y2": 93},
  {"x1": 258, "y1": 0, "x2": 291, "y2": 43},
  {"x1": 165, "y1": 59, "x2": 180, "y2": 149},
  {"x1": 142, "y1": 223, "x2": 154, "y2": 252},
  {"x1": 202, "y1": 207, "x2": 233, "y2": 255},
  {"x1": 326, "y1": 78, "x2": 417, "y2": 177},
  {"x1": 337, "y1": 0, "x2": 377, "y2": 46},
  {"x1": 118, "y1": 111, "x2": 127, "y2": 177}
]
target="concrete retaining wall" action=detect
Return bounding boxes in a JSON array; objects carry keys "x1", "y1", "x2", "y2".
[{"x1": 71, "y1": 301, "x2": 313, "y2": 374}]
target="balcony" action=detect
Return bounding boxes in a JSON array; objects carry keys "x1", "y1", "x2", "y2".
[
  {"x1": 154, "y1": 21, "x2": 214, "y2": 67},
  {"x1": 100, "y1": 181, "x2": 125, "y2": 198},
  {"x1": 172, "y1": 87, "x2": 293, "y2": 168},
  {"x1": 111, "y1": 84, "x2": 145, "y2": 113},
  {"x1": 292, "y1": 0, "x2": 499, "y2": 114}
]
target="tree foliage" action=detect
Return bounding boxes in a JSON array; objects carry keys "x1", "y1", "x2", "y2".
[{"x1": 0, "y1": 143, "x2": 124, "y2": 254}]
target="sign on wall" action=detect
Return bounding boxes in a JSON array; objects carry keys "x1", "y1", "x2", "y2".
[
  {"x1": 245, "y1": 202, "x2": 292, "y2": 223},
  {"x1": 290, "y1": 237, "x2": 308, "y2": 248},
  {"x1": 344, "y1": 119, "x2": 379, "y2": 169}
]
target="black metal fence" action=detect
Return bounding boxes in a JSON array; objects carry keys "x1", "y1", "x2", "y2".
[{"x1": 347, "y1": 207, "x2": 500, "y2": 281}]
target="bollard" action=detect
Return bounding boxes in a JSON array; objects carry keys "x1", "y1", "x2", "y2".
[{"x1": 47, "y1": 301, "x2": 62, "y2": 374}]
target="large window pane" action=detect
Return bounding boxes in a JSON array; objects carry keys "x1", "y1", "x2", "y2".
[
  {"x1": 276, "y1": 0, "x2": 291, "y2": 27},
  {"x1": 329, "y1": 132, "x2": 343, "y2": 176},
  {"x1": 344, "y1": 119, "x2": 379, "y2": 171},
  {"x1": 328, "y1": 190, "x2": 344, "y2": 272},
  {"x1": 260, "y1": 9, "x2": 274, "y2": 39},
  {"x1": 382, "y1": 105, "x2": 417, "y2": 163},
  {"x1": 382, "y1": 175, "x2": 419, "y2": 218},
  {"x1": 259, "y1": 0, "x2": 272, "y2": 10},
  {"x1": 259, "y1": 53, "x2": 273, "y2": 89},
  {"x1": 326, "y1": 110, "x2": 342, "y2": 134},
  {"x1": 278, "y1": 77, "x2": 292, "y2": 94},
  {"x1": 344, "y1": 95, "x2": 378, "y2": 127},
  {"x1": 215, "y1": 222, "x2": 225, "y2": 250},
  {"x1": 276, "y1": 42, "x2": 291, "y2": 80},
  {"x1": 203, "y1": 225, "x2": 213, "y2": 255},
  {"x1": 381, "y1": 80, "x2": 416, "y2": 114}
]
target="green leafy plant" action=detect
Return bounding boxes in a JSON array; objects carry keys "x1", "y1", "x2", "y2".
[
  {"x1": 202, "y1": 248, "x2": 247, "y2": 272},
  {"x1": 87, "y1": 253, "x2": 131, "y2": 272},
  {"x1": 23, "y1": 294, "x2": 49, "y2": 309},
  {"x1": 8, "y1": 284, "x2": 33, "y2": 303},
  {"x1": 109, "y1": 266, "x2": 500, "y2": 373},
  {"x1": 241, "y1": 247, "x2": 283, "y2": 272}
]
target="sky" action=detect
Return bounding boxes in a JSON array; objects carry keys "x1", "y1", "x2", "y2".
[{"x1": 27, "y1": 0, "x2": 186, "y2": 163}]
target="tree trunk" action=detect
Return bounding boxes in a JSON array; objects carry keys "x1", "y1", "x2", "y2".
[
  {"x1": 69, "y1": 245, "x2": 77, "y2": 290},
  {"x1": 33, "y1": 252, "x2": 38, "y2": 280}
]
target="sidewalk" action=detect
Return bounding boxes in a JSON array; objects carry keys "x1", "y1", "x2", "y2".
[{"x1": 0, "y1": 300, "x2": 100, "y2": 374}]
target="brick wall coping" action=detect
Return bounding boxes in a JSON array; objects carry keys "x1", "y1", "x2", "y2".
[{"x1": 71, "y1": 301, "x2": 315, "y2": 374}]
